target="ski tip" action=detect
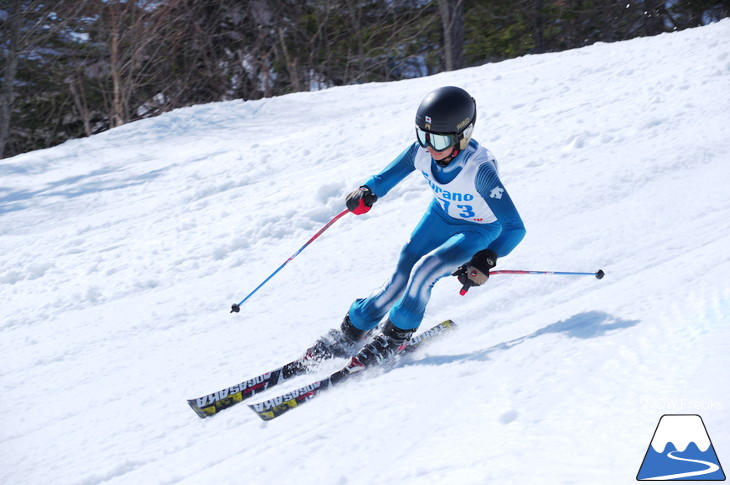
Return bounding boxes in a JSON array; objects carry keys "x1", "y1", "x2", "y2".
[
  {"x1": 248, "y1": 404, "x2": 278, "y2": 421},
  {"x1": 248, "y1": 393, "x2": 308, "y2": 421},
  {"x1": 187, "y1": 399, "x2": 216, "y2": 419}
]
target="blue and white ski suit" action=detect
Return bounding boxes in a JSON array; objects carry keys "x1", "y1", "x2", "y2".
[{"x1": 348, "y1": 139, "x2": 526, "y2": 331}]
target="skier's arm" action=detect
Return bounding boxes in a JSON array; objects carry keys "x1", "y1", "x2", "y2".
[
  {"x1": 454, "y1": 165, "x2": 525, "y2": 292},
  {"x1": 475, "y1": 164, "x2": 526, "y2": 257},
  {"x1": 361, "y1": 143, "x2": 418, "y2": 198}
]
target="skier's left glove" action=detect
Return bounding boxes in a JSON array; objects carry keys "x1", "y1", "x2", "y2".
[
  {"x1": 453, "y1": 249, "x2": 498, "y2": 295},
  {"x1": 346, "y1": 186, "x2": 377, "y2": 215}
]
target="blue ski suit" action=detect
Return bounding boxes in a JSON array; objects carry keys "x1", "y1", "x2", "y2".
[{"x1": 348, "y1": 139, "x2": 526, "y2": 331}]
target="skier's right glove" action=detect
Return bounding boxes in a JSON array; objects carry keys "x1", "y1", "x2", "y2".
[
  {"x1": 453, "y1": 249, "x2": 498, "y2": 295},
  {"x1": 346, "y1": 186, "x2": 377, "y2": 215}
]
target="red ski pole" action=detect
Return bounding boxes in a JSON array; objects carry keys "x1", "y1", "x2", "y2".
[{"x1": 231, "y1": 209, "x2": 350, "y2": 313}]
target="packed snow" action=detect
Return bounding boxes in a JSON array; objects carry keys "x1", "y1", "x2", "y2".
[{"x1": 2, "y1": 20, "x2": 729, "y2": 485}]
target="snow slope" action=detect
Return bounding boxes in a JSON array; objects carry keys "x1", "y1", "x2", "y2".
[{"x1": 2, "y1": 20, "x2": 729, "y2": 485}]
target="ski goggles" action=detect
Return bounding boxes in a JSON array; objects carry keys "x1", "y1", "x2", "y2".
[{"x1": 415, "y1": 126, "x2": 458, "y2": 151}]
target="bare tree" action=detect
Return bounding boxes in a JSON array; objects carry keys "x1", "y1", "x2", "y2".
[
  {"x1": 439, "y1": 0, "x2": 464, "y2": 71},
  {"x1": 81, "y1": 0, "x2": 189, "y2": 128},
  {"x1": 1, "y1": 1, "x2": 88, "y2": 158},
  {"x1": 0, "y1": 1, "x2": 22, "y2": 158}
]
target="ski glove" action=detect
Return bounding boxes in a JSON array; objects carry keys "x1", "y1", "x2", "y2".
[
  {"x1": 453, "y1": 249, "x2": 498, "y2": 295},
  {"x1": 346, "y1": 186, "x2": 378, "y2": 215}
]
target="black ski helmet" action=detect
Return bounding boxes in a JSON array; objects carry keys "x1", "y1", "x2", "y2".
[{"x1": 415, "y1": 86, "x2": 477, "y2": 150}]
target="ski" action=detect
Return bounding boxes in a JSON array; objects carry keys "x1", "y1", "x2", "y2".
[
  {"x1": 187, "y1": 319, "x2": 455, "y2": 419},
  {"x1": 187, "y1": 356, "x2": 312, "y2": 418},
  {"x1": 248, "y1": 319, "x2": 456, "y2": 421}
]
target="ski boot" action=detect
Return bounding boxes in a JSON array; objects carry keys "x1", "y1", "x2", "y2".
[
  {"x1": 302, "y1": 315, "x2": 372, "y2": 366},
  {"x1": 343, "y1": 320, "x2": 415, "y2": 375}
]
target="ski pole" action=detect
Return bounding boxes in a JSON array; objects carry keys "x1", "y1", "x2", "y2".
[
  {"x1": 490, "y1": 269, "x2": 605, "y2": 278},
  {"x1": 459, "y1": 268, "x2": 605, "y2": 295},
  {"x1": 230, "y1": 209, "x2": 350, "y2": 313}
]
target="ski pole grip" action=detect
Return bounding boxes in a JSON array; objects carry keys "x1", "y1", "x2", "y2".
[
  {"x1": 459, "y1": 280, "x2": 474, "y2": 296},
  {"x1": 453, "y1": 265, "x2": 474, "y2": 296}
]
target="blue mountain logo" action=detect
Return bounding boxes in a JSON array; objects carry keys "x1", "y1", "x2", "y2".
[{"x1": 637, "y1": 414, "x2": 726, "y2": 481}]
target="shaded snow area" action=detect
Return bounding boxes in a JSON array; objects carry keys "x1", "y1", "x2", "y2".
[{"x1": 2, "y1": 20, "x2": 729, "y2": 485}]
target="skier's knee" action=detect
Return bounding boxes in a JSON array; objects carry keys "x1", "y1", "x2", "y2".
[
  {"x1": 397, "y1": 241, "x2": 423, "y2": 268},
  {"x1": 411, "y1": 253, "x2": 451, "y2": 285}
]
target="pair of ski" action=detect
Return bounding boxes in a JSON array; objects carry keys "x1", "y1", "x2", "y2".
[{"x1": 188, "y1": 319, "x2": 456, "y2": 421}]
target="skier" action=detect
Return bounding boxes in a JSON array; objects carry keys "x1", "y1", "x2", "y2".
[{"x1": 308, "y1": 86, "x2": 526, "y2": 374}]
